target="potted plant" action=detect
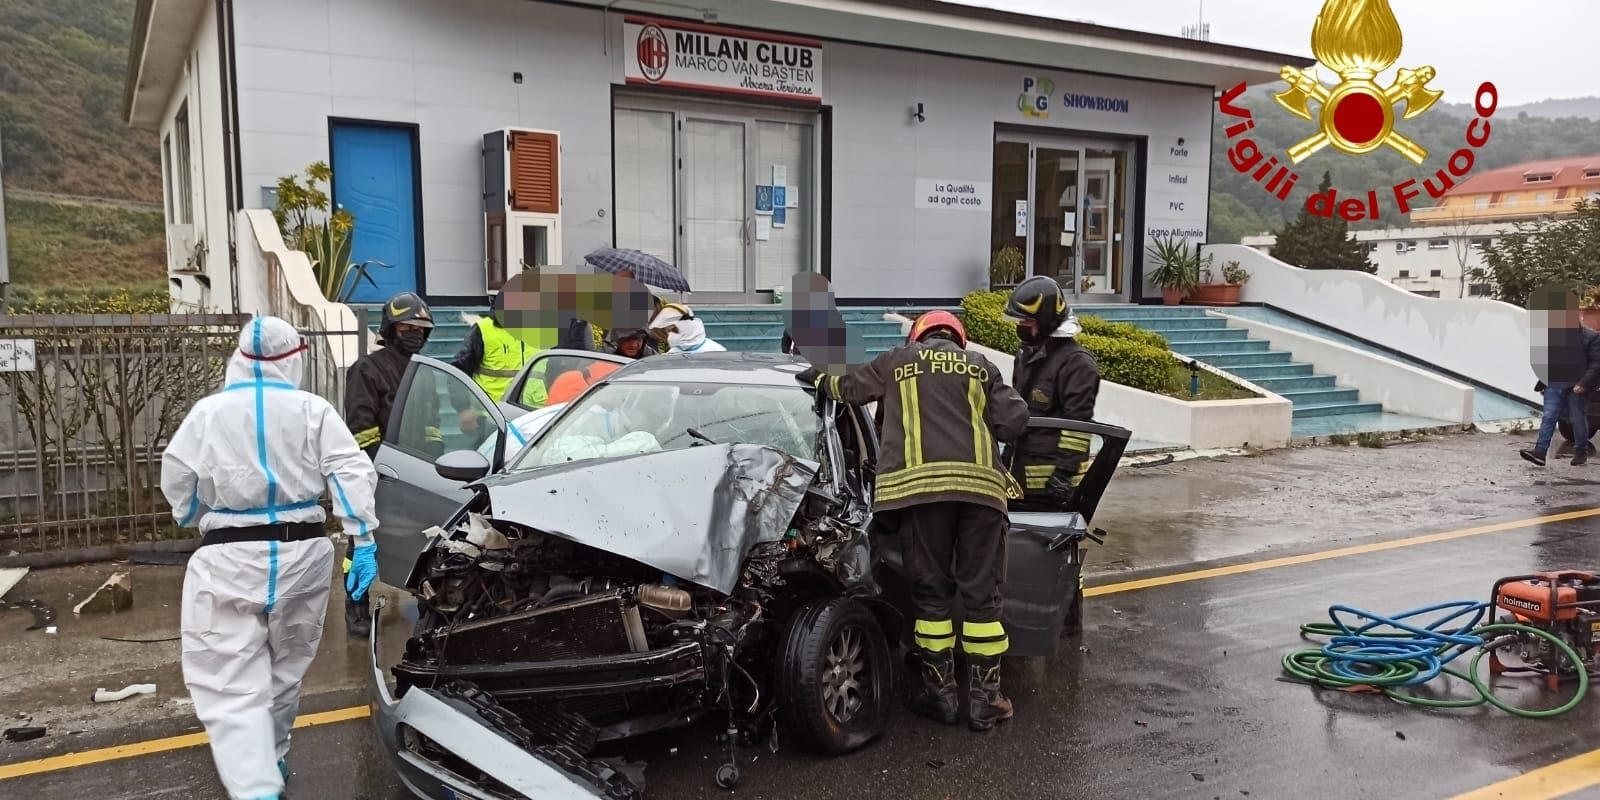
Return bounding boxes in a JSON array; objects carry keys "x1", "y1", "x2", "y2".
[
  {"x1": 1190, "y1": 258, "x2": 1249, "y2": 306},
  {"x1": 990, "y1": 246, "x2": 1025, "y2": 290},
  {"x1": 1146, "y1": 234, "x2": 1198, "y2": 305}
]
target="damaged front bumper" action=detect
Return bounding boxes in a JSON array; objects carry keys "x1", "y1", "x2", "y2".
[{"x1": 368, "y1": 600, "x2": 636, "y2": 800}]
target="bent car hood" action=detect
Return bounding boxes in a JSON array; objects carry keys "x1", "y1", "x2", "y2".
[{"x1": 483, "y1": 443, "x2": 819, "y2": 595}]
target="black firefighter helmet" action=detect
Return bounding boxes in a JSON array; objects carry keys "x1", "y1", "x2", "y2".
[
  {"x1": 1004, "y1": 276, "x2": 1067, "y2": 345},
  {"x1": 379, "y1": 291, "x2": 434, "y2": 342}
]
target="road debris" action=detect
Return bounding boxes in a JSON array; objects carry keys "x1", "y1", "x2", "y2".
[
  {"x1": 102, "y1": 635, "x2": 181, "y2": 643},
  {"x1": 1192, "y1": 773, "x2": 1206, "y2": 782},
  {"x1": 2, "y1": 726, "x2": 46, "y2": 742},
  {"x1": 1395, "y1": 731, "x2": 1406, "y2": 740},
  {"x1": 1134, "y1": 720, "x2": 1149, "y2": 727},
  {"x1": 5, "y1": 597, "x2": 57, "y2": 633},
  {"x1": 74, "y1": 571, "x2": 133, "y2": 615},
  {"x1": 0, "y1": 567, "x2": 27, "y2": 600},
  {"x1": 93, "y1": 683, "x2": 157, "y2": 703}
]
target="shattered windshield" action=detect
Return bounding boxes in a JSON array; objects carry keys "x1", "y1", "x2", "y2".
[{"x1": 509, "y1": 381, "x2": 821, "y2": 471}]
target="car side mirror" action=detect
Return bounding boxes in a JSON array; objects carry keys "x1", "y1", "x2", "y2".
[{"x1": 435, "y1": 449, "x2": 492, "y2": 483}]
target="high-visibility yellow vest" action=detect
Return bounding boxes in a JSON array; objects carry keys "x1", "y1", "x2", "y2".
[{"x1": 473, "y1": 318, "x2": 554, "y2": 404}]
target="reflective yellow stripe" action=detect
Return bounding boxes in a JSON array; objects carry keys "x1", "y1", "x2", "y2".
[
  {"x1": 962, "y1": 620, "x2": 1009, "y2": 656},
  {"x1": 914, "y1": 618, "x2": 955, "y2": 652},
  {"x1": 877, "y1": 461, "x2": 1007, "y2": 483},
  {"x1": 875, "y1": 477, "x2": 1009, "y2": 504},
  {"x1": 1026, "y1": 478, "x2": 1049, "y2": 489},
  {"x1": 968, "y1": 377, "x2": 990, "y2": 468},
  {"x1": 424, "y1": 426, "x2": 443, "y2": 442},
  {"x1": 899, "y1": 377, "x2": 924, "y2": 468},
  {"x1": 828, "y1": 374, "x2": 842, "y2": 399},
  {"x1": 1024, "y1": 464, "x2": 1056, "y2": 477},
  {"x1": 353, "y1": 427, "x2": 381, "y2": 449},
  {"x1": 478, "y1": 367, "x2": 521, "y2": 378},
  {"x1": 1058, "y1": 431, "x2": 1092, "y2": 452},
  {"x1": 342, "y1": 557, "x2": 352, "y2": 575}
]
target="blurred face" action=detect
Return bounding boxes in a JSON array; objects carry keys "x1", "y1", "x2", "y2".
[
  {"x1": 1015, "y1": 319, "x2": 1039, "y2": 338},
  {"x1": 618, "y1": 335, "x2": 645, "y2": 357}
]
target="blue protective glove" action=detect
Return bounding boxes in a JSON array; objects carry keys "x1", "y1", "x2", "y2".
[{"x1": 345, "y1": 544, "x2": 378, "y2": 602}]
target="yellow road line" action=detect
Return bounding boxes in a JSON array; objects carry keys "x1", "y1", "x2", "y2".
[
  {"x1": 1085, "y1": 507, "x2": 1600, "y2": 598},
  {"x1": 1448, "y1": 748, "x2": 1600, "y2": 799},
  {"x1": 6, "y1": 507, "x2": 1599, "y2": 782},
  {"x1": 0, "y1": 705, "x2": 369, "y2": 781}
]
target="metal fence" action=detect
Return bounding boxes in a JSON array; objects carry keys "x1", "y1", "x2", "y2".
[{"x1": 0, "y1": 313, "x2": 363, "y2": 555}]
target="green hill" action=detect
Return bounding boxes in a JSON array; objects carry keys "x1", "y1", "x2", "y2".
[{"x1": 0, "y1": 0, "x2": 158, "y2": 201}]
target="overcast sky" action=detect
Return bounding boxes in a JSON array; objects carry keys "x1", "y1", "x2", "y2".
[{"x1": 951, "y1": 0, "x2": 1591, "y2": 105}]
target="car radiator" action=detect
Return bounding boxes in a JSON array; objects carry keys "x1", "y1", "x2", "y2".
[{"x1": 437, "y1": 590, "x2": 649, "y2": 665}]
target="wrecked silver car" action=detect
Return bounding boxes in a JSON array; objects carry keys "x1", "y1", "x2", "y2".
[{"x1": 366, "y1": 351, "x2": 1129, "y2": 799}]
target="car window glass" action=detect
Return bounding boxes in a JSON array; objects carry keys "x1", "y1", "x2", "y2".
[
  {"x1": 512, "y1": 382, "x2": 820, "y2": 470},
  {"x1": 391, "y1": 361, "x2": 500, "y2": 461},
  {"x1": 514, "y1": 354, "x2": 622, "y2": 409}
]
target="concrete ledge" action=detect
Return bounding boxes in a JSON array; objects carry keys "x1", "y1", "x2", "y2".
[
  {"x1": 238, "y1": 209, "x2": 362, "y2": 368},
  {"x1": 1207, "y1": 243, "x2": 1538, "y2": 404},
  {"x1": 1212, "y1": 310, "x2": 1475, "y2": 424}
]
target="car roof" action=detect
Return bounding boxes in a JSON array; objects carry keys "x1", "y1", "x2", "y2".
[{"x1": 605, "y1": 351, "x2": 814, "y2": 388}]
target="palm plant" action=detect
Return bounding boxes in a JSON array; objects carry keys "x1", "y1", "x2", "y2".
[
  {"x1": 272, "y1": 162, "x2": 389, "y2": 303},
  {"x1": 1146, "y1": 234, "x2": 1200, "y2": 292}
]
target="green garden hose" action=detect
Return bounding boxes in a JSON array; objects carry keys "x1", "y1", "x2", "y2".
[{"x1": 1283, "y1": 601, "x2": 1590, "y2": 718}]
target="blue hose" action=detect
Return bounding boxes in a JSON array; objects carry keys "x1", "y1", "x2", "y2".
[{"x1": 1318, "y1": 600, "x2": 1489, "y2": 686}]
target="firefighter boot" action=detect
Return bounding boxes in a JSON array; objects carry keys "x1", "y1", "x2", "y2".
[
  {"x1": 967, "y1": 654, "x2": 1013, "y2": 732},
  {"x1": 907, "y1": 648, "x2": 960, "y2": 725}
]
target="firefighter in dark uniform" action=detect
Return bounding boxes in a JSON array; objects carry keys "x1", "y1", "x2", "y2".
[
  {"x1": 341, "y1": 291, "x2": 439, "y2": 636},
  {"x1": 798, "y1": 311, "x2": 1030, "y2": 731},
  {"x1": 1004, "y1": 276, "x2": 1101, "y2": 507}
]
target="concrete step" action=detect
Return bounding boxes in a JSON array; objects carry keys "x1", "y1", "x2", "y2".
[
  {"x1": 1226, "y1": 362, "x2": 1316, "y2": 379},
  {"x1": 1169, "y1": 339, "x2": 1271, "y2": 356},
  {"x1": 1163, "y1": 329, "x2": 1251, "y2": 344},
  {"x1": 1249, "y1": 375, "x2": 1338, "y2": 392},
  {"x1": 1077, "y1": 306, "x2": 1212, "y2": 318},
  {"x1": 1135, "y1": 318, "x2": 1233, "y2": 332},
  {"x1": 1292, "y1": 401, "x2": 1385, "y2": 418},
  {"x1": 1276, "y1": 388, "x2": 1363, "y2": 406},
  {"x1": 1187, "y1": 351, "x2": 1293, "y2": 368}
]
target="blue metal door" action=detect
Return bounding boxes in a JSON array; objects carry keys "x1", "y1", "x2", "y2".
[{"x1": 330, "y1": 122, "x2": 419, "y2": 303}]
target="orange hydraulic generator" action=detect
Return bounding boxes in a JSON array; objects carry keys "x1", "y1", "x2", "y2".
[{"x1": 1491, "y1": 571, "x2": 1600, "y2": 690}]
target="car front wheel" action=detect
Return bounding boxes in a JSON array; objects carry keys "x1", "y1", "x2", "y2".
[{"x1": 777, "y1": 597, "x2": 892, "y2": 755}]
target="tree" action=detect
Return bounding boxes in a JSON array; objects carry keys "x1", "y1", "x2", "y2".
[
  {"x1": 1443, "y1": 212, "x2": 1478, "y2": 298},
  {"x1": 1477, "y1": 198, "x2": 1600, "y2": 306},
  {"x1": 1266, "y1": 172, "x2": 1377, "y2": 273}
]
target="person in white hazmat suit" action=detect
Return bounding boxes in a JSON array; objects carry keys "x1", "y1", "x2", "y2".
[{"x1": 160, "y1": 316, "x2": 379, "y2": 800}]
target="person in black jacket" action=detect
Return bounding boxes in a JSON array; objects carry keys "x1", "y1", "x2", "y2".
[
  {"x1": 1522, "y1": 286, "x2": 1600, "y2": 467},
  {"x1": 341, "y1": 292, "x2": 439, "y2": 636},
  {"x1": 1003, "y1": 277, "x2": 1101, "y2": 507},
  {"x1": 798, "y1": 310, "x2": 1030, "y2": 732}
]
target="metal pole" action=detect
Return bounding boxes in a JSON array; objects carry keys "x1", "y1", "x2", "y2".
[{"x1": 0, "y1": 122, "x2": 11, "y2": 313}]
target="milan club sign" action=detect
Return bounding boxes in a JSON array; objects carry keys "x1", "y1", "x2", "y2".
[{"x1": 623, "y1": 16, "x2": 823, "y2": 103}]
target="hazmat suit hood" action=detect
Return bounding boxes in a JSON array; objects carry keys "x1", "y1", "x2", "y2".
[
  {"x1": 226, "y1": 316, "x2": 307, "y2": 390},
  {"x1": 649, "y1": 304, "x2": 726, "y2": 354}
]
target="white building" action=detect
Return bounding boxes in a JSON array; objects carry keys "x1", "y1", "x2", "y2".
[{"x1": 123, "y1": 0, "x2": 1301, "y2": 312}]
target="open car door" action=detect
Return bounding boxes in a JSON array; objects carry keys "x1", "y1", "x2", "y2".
[
  {"x1": 871, "y1": 417, "x2": 1130, "y2": 660},
  {"x1": 371, "y1": 355, "x2": 508, "y2": 587}
]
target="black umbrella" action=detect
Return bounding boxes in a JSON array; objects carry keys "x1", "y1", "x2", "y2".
[{"x1": 584, "y1": 247, "x2": 691, "y2": 293}]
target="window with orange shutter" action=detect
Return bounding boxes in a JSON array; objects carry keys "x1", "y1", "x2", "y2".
[{"x1": 509, "y1": 132, "x2": 560, "y2": 214}]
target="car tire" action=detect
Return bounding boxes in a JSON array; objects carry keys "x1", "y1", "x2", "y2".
[{"x1": 777, "y1": 596, "x2": 892, "y2": 755}]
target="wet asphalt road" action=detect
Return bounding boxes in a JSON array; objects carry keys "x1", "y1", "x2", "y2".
[{"x1": 8, "y1": 508, "x2": 1600, "y2": 800}]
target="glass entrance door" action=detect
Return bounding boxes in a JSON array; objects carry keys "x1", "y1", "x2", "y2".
[
  {"x1": 992, "y1": 134, "x2": 1134, "y2": 300},
  {"x1": 614, "y1": 98, "x2": 817, "y2": 304}
]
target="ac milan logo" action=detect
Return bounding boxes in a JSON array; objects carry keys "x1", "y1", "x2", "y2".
[{"x1": 637, "y1": 25, "x2": 669, "y2": 82}]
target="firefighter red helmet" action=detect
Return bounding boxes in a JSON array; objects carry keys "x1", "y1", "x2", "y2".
[{"x1": 908, "y1": 310, "x2": 967, "y2": 348}]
